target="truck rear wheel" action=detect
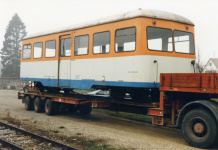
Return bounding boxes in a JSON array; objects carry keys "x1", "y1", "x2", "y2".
[
  {"x1": 25, "y1": 96, "x2": 33, "y2": 111},
  {"x1": 34, "y1": 97, "x2": 44, "y2": 113},
  {"x1": 182, "y1": 109, "x2": 217, "y2": 148},
  {"x1": 45, "y1": 99, "x2": 58, "y2": 115}
]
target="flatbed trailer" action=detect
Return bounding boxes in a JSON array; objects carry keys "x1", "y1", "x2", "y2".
[
  {"x1": 18, "y1": 90, "x2": 158, "y2": 115},
  {"x1": 18, "y1": 73, "x2": 218, "y2": 149}
]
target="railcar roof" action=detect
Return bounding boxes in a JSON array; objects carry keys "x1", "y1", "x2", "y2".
[{"x1": 24, "y1": 9, "x2": 194, "y2": 40}]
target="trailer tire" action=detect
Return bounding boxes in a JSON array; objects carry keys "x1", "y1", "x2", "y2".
[
  {"x1": 45, "y1": 99, "x2": 58, "y2": 115},
  {"x1": 78, "y1": 105, "x2": 92, "y2": 114},
  {"x1": 25, "y1": 96, "x2": 33, "y2": 111},
  {"x1": 34, "y1": 97, "x2": 44, "y2": 113},
  {"x1": 182, "y1": 109, "x2": 217, "y2": 148}
]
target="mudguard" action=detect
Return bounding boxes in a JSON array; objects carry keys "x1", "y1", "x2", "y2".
[{"x1": 176, "y1": 100, "x2": 218, "y2": 128}]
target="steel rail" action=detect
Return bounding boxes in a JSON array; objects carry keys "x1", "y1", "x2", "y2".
[
  {"x1": 0, "y1": 120, "x2": 78, "y2": 150},
  {"x1": 0, "y1": 138, "x2": 24, "y2": 150}
]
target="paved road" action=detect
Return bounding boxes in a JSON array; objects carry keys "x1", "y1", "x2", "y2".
[{"x1": 0, "y1": 90, "x2": 217, "y2": 150}]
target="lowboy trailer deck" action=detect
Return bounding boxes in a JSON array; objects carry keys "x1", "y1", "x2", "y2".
[{"x1": 18, "y1": 73, "x2": 218, "y2": 149}]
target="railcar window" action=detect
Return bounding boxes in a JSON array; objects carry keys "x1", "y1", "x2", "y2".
[
  {"x1": 174, "y1": 30, "x2": 194, "y2": 54},
  {"x1": 75, "y1": 35, "x2": 89, "y2": 55},
  {"x1": 147, "y1": 27, "x2": 173, "y2": 52},
  {"x1": 61, "y1": 38, "x2": 71, "y2": 57},
  {"x1": 23, "y1": 44, "x2": 31, "y2": 59},
  {"x1": 33, "y1": 42, "x2": 42, "y2": 58},
  {"x1": 45, "y1": 40, "x2": 56, "y2": 57},
  {"x1": 93, "y1": 31, "x2": 110, "y2": 54},
  {"x1": 115, "y1": 27, "x2": 136, "y2": 52}
]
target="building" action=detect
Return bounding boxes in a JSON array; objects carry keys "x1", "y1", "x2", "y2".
[
  {"x1": 203, "y1": 58, "x2": 218, "y2": 73},
  {"x1": 0, "y1": 77, "x2": 22, "y2": 89}
]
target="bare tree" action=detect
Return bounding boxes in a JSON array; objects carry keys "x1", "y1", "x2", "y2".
[{"x1": 195, "y1": 49, "x2": 204, "y2": 73}]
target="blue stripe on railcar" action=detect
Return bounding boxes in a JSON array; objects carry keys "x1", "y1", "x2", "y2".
[{"x1": 20, "y1": 78, "x2": 160, "y2": 89}]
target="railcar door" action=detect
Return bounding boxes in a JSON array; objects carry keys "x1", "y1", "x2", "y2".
[{"x1": 58, "y1": 35, "x2": 71, "y2": 87}]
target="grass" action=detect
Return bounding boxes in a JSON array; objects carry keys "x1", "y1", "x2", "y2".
[
  {"x1": 57, "y1": 134, "x2": 120, "y2": 150},
  {"x1": 94, "y1": 108, "x2": 152, "y2": 123}
]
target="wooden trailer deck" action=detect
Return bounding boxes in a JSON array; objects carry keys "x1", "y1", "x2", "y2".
[{"x1": 160, "y1": 73, "x2": 218, "y2": 93}]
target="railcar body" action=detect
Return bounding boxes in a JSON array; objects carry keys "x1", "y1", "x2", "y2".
[{"x1": 20, "y1": 9, "x2": 196, "y2": 97}]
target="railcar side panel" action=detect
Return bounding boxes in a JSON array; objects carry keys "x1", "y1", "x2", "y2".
[
  {"x1": 21, "y1": 55, "x2": 194, "y2": 89},
  {"x1": 20, "y1": 61, "x2": 58, "y2": 87},
  {"x1": 71, "y1": 55, "x2": 194, "y2": 89},
  {"x1": 59, "y1": 59, "x2": 71, "y2": 87}
]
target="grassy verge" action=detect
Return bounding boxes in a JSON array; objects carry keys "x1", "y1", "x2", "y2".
[
  {"x1": 93, "y1": 108, "x2": 152, "y2": 123},
  {"x1": 1, "y1": 115, "x2": 122, "y2": 150}
]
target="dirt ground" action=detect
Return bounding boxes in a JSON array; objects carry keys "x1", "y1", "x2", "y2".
[{"x1": 0, "y1": 90, "x2": 217, "y2": 150}]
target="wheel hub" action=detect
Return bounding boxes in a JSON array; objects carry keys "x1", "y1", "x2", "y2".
[
  {"x1": 194, "y1": 123, "x2": 204, "y2": 134},
  {"x1": 189, "y1": 118, "x2": 208, "y2": 139}
]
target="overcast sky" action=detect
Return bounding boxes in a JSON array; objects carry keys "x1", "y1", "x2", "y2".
[{"x1": 0, "y1": 0, "x2": 218, "y2": 64}]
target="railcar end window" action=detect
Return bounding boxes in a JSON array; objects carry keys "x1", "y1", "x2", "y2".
[
  {"x1": 61, "y1": 38, "x2": 71, "y2": 57},
  {"x1": 45, "y1": 40, "x2": 56, "y2": 57},
  {"x1": 93, "y1": 31, "x2": 110, "y2": 54},
  {"x1": 147, "y1": 27, "x2": 173, "y2": 52},
  {"x1": 75, "y1": 35, "x2": 89, "y2": 55},
  {"x1": 115, "y1": 27, "x2": 136, "y2": 52},
  {"x1": 23, "y1": 44, "x2": 31, "y2": 59},
  {"x1": 174, "y1": 30, "x2": 194, "y2": 54},
  {"x1": 33, "y1": 42, "x2": 42, "y2": 58}
]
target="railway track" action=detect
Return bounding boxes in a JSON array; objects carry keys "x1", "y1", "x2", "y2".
[{"x1": 0, "y1": 120, "x2": 78, "y2": 150}]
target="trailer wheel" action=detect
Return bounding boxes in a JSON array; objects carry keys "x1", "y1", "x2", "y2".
[
  {"x1": 78, "y1": 105, "x2": 92, "y2": 114},
  {"x1": 182, "y1": 109, "x2": 217, "y2": 148},
  {"x1": 45, "y1": 99, "x2": 58, "y2": 115},
  {"x1": 34, "y1": 97, "x2": 44, "y2": 113},
  {"x1": 25, "y1": 96, "x2": 33, "y2": 111}
]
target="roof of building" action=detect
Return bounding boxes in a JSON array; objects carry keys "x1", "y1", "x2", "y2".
[
  {"x1": 210, "y1": 58, "x2": 218, "y2": 69},
  {"x1": 24, "y1": 9, "x2": 194, "y2": 40}
]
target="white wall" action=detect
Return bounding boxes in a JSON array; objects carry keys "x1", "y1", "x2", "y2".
[{"x1": 203, "y1": 59, "x2": 218, "y2": 73}]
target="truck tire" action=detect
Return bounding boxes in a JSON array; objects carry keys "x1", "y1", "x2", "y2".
[
  {"x1": 34, "y1": 97, "x2": 44, "y2": 113},
  {"x1": 181, "y1": 109, "x2": 217, "y2": 148},
  {"x1": 78, "y1": 105, "x2": 92, "y2": 114},
  {"x1": 25, "y1": 96, "x2": 33, "y2": 111},
  {"x1": 45, "y1": 99, "x2": 58, "y2": 115}
]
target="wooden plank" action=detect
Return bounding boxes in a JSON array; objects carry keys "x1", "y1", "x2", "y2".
[{"x1": 160, "y1": 73, "x2": 218, "y2": 94}]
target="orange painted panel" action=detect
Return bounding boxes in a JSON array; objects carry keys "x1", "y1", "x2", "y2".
[{"x1": 21, "y1": 17, "x2": 195, "y2": 62}]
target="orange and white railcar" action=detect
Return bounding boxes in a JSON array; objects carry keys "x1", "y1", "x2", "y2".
[{"x1": 20, "y1": 9, "x2": 195, "y2": 98}]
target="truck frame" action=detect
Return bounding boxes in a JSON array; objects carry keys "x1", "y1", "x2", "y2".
[{"x1": 18, "y1": 73, "x2": 218, "y2": 149}]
